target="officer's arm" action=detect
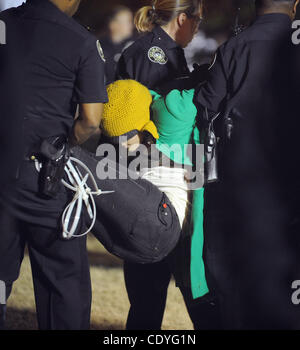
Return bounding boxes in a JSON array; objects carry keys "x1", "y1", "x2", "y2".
[
  {"x1": 194, "y1": 49, "x2": 228, "y2": 116},
  {"x1": 70, "y1": 103, "x2": 104, "y2": 146},
  {"x1": 71, "y1": 39, "x2": 108, "y2": 145}
]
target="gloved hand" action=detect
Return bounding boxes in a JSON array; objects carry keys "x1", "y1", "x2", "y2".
[{"x1": 190, "y1": 63, "x2": 210, "y2": 85}]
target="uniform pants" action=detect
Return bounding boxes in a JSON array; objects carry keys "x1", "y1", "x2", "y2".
[
  {"x1": 203, "y1": 185, "x2": 300, "y2": 330},
  {"x1": 124, "y1": 259, "x2": 221, "y2": 330},
  {"x1": 0, "y1": 206, "x2": 91, "y2": 330}
]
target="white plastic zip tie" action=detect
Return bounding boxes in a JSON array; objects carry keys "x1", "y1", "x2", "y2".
[{"x1": 35, "y1": 156, "x2": 114, "y2": 240}]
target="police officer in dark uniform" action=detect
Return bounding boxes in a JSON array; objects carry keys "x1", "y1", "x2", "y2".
[
  {"x1": 195, "y1": 0, "x2": 300, "y2": 329},
  {"x1": 116, "y1": 25, "x2": 190, "y2": 91},
  {"x1": 0, "y1": 0, "x2": 107, "y2": 330},
  {"x1": 116, "y1": 1, "x2": 204, "y2": 94},
  {"x1": 115, "y1": 0, "x2": 222, "y2": 331}
]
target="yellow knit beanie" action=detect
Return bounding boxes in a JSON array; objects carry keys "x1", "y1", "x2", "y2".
[{"x1": 101, "y1": 80, "x2": 159, "y2": 139}]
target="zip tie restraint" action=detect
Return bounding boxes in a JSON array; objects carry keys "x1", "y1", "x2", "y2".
[{"x1": 35, "y1": 156, "x2": 114, "y2": 240}]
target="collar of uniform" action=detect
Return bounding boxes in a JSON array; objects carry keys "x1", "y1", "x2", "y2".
[
  {"x1": 254, "y1": 13, "x2": 292, "y2": 25},
  {"x1": 152, "y1": 26, "x2": 179, "y2": 50},
  {"x1": 25, "y1": 0, "x2": 73, "y2": 26}
]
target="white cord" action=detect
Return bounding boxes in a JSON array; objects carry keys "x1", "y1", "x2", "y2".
[{"x1": 34, "y1": 156, "x2": 114, "y2": 240}]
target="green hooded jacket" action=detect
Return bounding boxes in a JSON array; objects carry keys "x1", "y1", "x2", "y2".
[{"x1": 150, "y1": 89, "x2": 209, "y2": 299}]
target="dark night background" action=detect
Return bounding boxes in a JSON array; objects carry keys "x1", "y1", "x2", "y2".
[
  {"x1": 75, "y1": 0, "x2": 300, "y2": 42},
  {"x1": 75, "y1": 0, "x2": 256, "y2": 38}
]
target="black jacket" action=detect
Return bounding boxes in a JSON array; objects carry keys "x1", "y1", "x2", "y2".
[
  {"x1": 116, "y1": 26, "x2": 190, "y2": 92},
  {"x1": 195, "y1": 14, "x2": 298, "y2": 193}
]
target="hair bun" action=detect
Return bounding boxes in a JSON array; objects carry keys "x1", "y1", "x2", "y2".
[
  {"x1": 149, "y1": 9, "x2": 155, "y2": 16},
  {"x1": 148, "y1": 8, "x2": 158, "y2": 20}
]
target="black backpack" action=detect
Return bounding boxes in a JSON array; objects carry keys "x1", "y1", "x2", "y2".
[{"x1": 70, "y1": 146, "x2": 181, "y2": 264}]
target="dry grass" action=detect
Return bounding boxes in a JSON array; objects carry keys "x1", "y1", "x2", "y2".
[{"x1": 6, "y1": 236, "x2": 193, "y2": 330}]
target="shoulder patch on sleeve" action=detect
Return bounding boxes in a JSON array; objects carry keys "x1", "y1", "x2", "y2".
[
  {"x1": 148, "y1": 46, "x2": 168, "y2": 65},
  {"x1": 96, "y1": 40, "x2": 106, "y2": 62}
]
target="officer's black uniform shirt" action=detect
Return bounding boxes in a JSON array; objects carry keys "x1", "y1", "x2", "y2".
[
  {"x1": 0, "y1": 0, "x2": 108, "y2": 225},
  {"x1": 100, "y1": 35, "x2": 135, "y2": 85},
  {"x1": 195, "y1": 13, "x2": 292, "y2": 115},
  {"x1": 2, "y1": 0, "x2": 108, "y2": 157},
  {"x1": 116, "y1": 26, "x2": 190, "y2": 92},
  {"x1": 194, "y1": 13, "x2": 296, "y2": 208}
]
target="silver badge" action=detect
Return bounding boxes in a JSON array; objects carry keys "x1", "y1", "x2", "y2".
[
  {"x1": 96, "y1": 40, "x2": 106, "y2": 62},
  {"x1": 148, "y1": 46, "x2": 168, "y2": 65}
]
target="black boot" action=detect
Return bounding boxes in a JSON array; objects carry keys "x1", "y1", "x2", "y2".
[
  {"x1": 188, "y1": 299, "x2": 222, "y2": 330},
  {"x1": 181, "y1": 288, "x2": 223, "y2": 330}
]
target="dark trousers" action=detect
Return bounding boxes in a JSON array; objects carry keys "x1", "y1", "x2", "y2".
[
  {"x1": 124, "y1": 259, "x2": 221, "y2": 330},
  {"x1": 203, "y1": 184, "x2": 300, "y2": 330},
  {"x1": 0, "y1": 206, "x2": 91, "y2": 330}
]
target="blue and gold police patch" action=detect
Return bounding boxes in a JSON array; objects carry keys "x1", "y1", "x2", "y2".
[{"x1": 148, "y1": 46, "x2": 168, "y2": 65}]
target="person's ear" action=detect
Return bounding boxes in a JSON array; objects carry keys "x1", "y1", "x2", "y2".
[{"x1": 177, "y1": 13, "x2": 188, "y2": 28}]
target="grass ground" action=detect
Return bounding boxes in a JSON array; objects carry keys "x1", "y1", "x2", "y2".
[{"x1": 6, "y1": 236, "x2": 193, "y2": 330}]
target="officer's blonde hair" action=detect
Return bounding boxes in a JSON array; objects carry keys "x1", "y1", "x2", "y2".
[{"x1": 135, "y1": 0, "x2": 202, "y2": 33}]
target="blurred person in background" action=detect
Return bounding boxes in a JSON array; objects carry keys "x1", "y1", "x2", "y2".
[
  {"x1": 100, "y1": 6, "x2": 135, "y2": 85},
  {"x1": 184, "y1": 30, "x2": 218, "y2": 69},
  {"x1": 115, "y1": 0, "x2": 222, "y2": 330}
]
